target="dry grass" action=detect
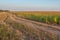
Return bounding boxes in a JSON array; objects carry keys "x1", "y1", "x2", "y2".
[
  {"x1": 14, "y1": 11, "x2": 60, "y2": 16},
  {"x1": 0, "y1": 12, "x2": 8, "y2": 22}
]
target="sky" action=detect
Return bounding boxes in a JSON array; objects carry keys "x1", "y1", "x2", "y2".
[{"x1": 0, "y1": 0, "x2": 60, "y2": 11}]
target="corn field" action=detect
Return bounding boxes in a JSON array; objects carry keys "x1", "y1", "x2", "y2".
[{"x1": 14, "y1": 12, "x2": 60, "y2": 25}]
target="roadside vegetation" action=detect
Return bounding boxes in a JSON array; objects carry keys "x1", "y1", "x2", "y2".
[
  {"x1": 0, "y1": 23, "x2": 24, "y2": 40},
  {"x1": 14, "y1": 11, "x2": 60, "y2": 25}
]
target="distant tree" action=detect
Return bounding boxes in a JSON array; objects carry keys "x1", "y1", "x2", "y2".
[{"x1": 0, "y1": 10, "x2": 10, "y2": 12}]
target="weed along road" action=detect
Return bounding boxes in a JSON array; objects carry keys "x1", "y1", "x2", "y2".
[{"x1": 5, "y1": 13, "x2": 60, "y2": 40}]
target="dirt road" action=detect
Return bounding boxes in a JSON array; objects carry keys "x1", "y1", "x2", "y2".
[{"x1": 5, "y1": 13, "x2": 60, "y2": 40}]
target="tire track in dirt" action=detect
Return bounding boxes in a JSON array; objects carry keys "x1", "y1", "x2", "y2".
[{"x1": 8, "y1": 13, "x2": 60, "y2": 40}]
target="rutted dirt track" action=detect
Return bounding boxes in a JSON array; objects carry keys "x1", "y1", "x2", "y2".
[
  {"x1": 9, "y1": 13, "x2": 60, "y2": 40},
  {"x1": 1, "y1": 12, "x2": 60, "y2": 40}
]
